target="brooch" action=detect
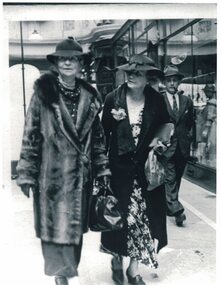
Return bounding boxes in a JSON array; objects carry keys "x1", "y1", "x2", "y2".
[{"x1": 111, "y1": 108, "x2": 127, "y2": 121}]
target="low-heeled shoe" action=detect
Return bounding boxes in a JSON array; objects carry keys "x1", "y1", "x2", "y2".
[
  {"x1": 55, "y1": 276, "x2": 68, "y2": 285},
  {"x1": 175, "y1": 213, "x2": 186, "y2": 227},
  {"x1": 126, "y1": 269, "x2": 146, "y2": 285},
  {"x1": 111, "y1": 256, "x2": 124, "y2": 284}
]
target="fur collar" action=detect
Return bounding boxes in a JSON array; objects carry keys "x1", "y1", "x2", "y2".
[{"x1": 34, "y1": 71, "x2": 102, "y2": 107}]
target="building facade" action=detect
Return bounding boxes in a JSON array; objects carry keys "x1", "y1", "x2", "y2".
[{"x1": 9, "y1": 19, "x2": 217, "y2": 189}]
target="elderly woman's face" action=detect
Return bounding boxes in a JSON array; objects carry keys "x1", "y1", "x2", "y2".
[
  {"x1": 56, "y1": 56, "x2": 81, "y2": 78},
  {"x1": 126, "y1": 70, "x2": 148, "y2": 89}
]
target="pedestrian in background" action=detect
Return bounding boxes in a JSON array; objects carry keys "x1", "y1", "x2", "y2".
[
  {"x1": 162, "y1": 65, "x2": 194, "y2": 227},
  {"x1": 16, "y1": 37, "x2": 111, "y2": 285},
  {"x1": 101, "y1": 54, "x2": 170, "y2": 285}
]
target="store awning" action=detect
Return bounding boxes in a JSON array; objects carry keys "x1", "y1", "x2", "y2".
[{"x1": 181, "y1": 72, "x2": 215, "y2": 84}]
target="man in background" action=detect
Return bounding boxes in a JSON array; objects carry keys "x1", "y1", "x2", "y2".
[{"x1": 162, "y1": 65, "x2": 194, "y2": 227}]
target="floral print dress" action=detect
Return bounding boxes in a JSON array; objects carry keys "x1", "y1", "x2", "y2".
[{"x1": 127, "y1": 106, "x2": 158, "y2": 268}]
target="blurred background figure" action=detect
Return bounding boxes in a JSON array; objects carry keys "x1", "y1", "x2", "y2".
[{"x1": 196, "y1": 84, "x2": 216, "y2": 166}]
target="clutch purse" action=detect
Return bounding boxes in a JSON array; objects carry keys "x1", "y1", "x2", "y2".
[
  {"x1": 145, "y1": 123, "x2": 174, "y2": 191},
  {"x1": 89, "y1": 185, "x2": 124, "y2": 232}
]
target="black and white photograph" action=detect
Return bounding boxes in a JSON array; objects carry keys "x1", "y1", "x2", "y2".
[{"x1": 0, "y1": 2, "x2": 219, "y2": 285}]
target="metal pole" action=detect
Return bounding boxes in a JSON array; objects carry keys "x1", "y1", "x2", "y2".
[{"x1": 20, "y1": 21, "x2": 26, "y2": 117}]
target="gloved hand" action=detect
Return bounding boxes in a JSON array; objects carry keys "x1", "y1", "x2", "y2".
[
  {"x1": 21, "y1": 184, "x2": 36, "y2": 198},
  {"x1": 96, "y1": 175, "x2": 111, "y2": 188}
]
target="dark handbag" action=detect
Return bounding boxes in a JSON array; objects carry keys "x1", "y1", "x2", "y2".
[
  {"x1": 89, "y1": 185, "x2": 124, "y2": 232},
  {"x1": 145, "y1": 123, "x2": 174, "y2": 191}
]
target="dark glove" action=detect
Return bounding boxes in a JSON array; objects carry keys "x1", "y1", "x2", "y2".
[
  {"x1": 96, "y1": 175, "x2": 112, "y2": 194},
  {"x1": 21, "y1": 184, "x2": 36, "y2": 198},
  {"x1": 96, "y1": 175, "x2": 111, "y2": 187}
]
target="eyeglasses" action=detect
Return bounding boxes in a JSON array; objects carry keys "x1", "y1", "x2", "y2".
[
  {"x1": 125, "y1": 70, "x2": 144, "y2": 77},
  {"x1": 57, "y1": 56, "x2": 79, "y2": 62}
]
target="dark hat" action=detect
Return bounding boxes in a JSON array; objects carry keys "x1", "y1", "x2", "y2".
[
  {"x1": 116, "y1": 54, "x2": 163, "y2": 77},
  {"x1": 47, "y1": 36, "x2": 83, "y2": 64},
  {"x1": 202, "y1": 84, "x2": 216, "y2": 93},
  {"x1": 163, "y1": 65, "x2": 184, "y2": 79}
]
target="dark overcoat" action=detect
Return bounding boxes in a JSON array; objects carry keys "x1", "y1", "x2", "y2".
[
  {"x1": 101, "y1": 83, "x2": 170, "y2": 255},
  {"x1": 16, "y1": 72, "x2": 110, "y2": 245}
]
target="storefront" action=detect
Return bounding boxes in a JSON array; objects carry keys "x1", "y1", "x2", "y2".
[{"x1": 108, "y1": 19, "x2": 217, "y2": 190}]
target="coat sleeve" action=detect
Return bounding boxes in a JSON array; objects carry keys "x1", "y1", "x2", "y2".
[
  {"x1": 101, "y1": 92, "x2": 113, "y2": 152},
  {"x1": 158, "y1": 94, "x2": 176, "y2": 160},
  {"x1": 159, "y1": 93, "x2": 171, "y2": 125},
  {"x1": 91, "y1": 114, "x2": 111, "y2": 178},
  {"x1": 187, "y1": 97, "x2": 194, "y2": 130},
  {"x1": 16, "y1": 92, "x2": 42, "y2": 187}
]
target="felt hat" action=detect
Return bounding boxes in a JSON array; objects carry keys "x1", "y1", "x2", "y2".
[
  {"x1": 47, "y1": 36, "x2": 83, "y2": 64},
  {"x1": 202, "y1": 84, "x2": 216, "y2": 93},
  {"x1": 116, "y1": 54, "x2": 163, "y2": 77},
  {"x1": 163, "y1": 65, "x2": 184, "y2": 79}
]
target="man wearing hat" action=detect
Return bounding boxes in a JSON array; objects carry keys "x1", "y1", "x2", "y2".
[
  {"x1": 16, "y1": 37, "x2": 111, "y2": 285},
  {"x1": 162, "y1": 65, "x2": 194, "y2": 227}
]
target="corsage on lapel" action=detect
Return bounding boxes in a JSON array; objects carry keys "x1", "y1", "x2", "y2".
[{"x1": 111, "y1": 108, "x2": 127, "y2": 121}]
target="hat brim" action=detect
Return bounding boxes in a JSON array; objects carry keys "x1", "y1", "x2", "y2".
[
  {"x1": 117, "y1": 63, "x2": 163, "y2": 76},
  {"x1": 164, "y1": 73, "x2": 184, "y2": 80},
  {"x1": 47, "y1": 50, "x2": 83, "y2": 64},
  {"x1": 202, "y1": 88, "x2": 216, "y2": 92}
]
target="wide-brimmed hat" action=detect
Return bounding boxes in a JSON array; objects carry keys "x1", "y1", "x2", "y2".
[
  {"x1": 47, "y1": 36, "x2": 83, "y2": 64},
  {"x1": 163, "y1": 65, "x2": 184, "y2": 79},
  {"x1": 116, "y1": 54, "x2": 163, "y2": 77},
  {"x1": 202, "y1": 84, "x2": 216, "y2": 93}
]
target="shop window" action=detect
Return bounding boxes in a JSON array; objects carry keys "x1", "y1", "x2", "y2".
[{"x1": 165, "y1": 19, "x2": 216, "y2": 169}]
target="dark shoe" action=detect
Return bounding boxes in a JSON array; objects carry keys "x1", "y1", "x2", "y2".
[
  {"x1": 55, "y1": 276, "x2": 68, "y2": 285},
  {"x1": 111, "y1": 256, "x2": 124, "y2": 284},
  {"x1": 175, "y1": 213, "x2": 186, "y2": 227},
  {"x1": 126, "y1": 269, "x2": 146, "y2": 285}
]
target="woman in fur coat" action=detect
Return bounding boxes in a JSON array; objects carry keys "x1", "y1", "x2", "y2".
[{"x1": 16, "y1": 37, "x2": 111, "y2": 285}]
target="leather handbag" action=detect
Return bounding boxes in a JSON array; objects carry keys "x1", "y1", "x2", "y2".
[
  {"x1": 89, "y1": 185, "x2": 124, "y2": 232},
  {"x1": 145, "y1": 123, "x2": 174, "y2": 191}
]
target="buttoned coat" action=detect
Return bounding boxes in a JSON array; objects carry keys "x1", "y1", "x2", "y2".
[
  {"x1": 16, "y1": 72, "x2": 110, "y2": 245},
  {"x1": 101, "y1": 83, "x2": 170, "y2": 255}
]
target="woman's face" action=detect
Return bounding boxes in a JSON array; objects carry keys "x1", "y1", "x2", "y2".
[
  {"x1": 56, "y1": 56, "x2": 81, "y2": 78},
  {"x1": 126, "y1": 70, "x2": 148, "y2": 90}
]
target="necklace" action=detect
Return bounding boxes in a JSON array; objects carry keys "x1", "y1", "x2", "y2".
[
  {"x1": 58, "y1": 76, "x2": 76, "y2": 89},
  {"x1": 57, "y1": 79, "x2": 81, "y2": 101}
]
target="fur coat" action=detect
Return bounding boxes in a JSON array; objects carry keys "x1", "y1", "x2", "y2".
[{"x1": 16, "y1": 72, "x2": 110, "y2": 245}]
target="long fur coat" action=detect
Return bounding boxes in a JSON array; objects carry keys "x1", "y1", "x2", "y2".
[{"x1": 16, "y1": 72, "x2": 110, "y2": 245}]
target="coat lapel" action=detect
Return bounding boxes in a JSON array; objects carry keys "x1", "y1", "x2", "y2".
[
  {"x1": 59, "y1": 96, "x2": 80, "y2": 143},
  {"x1": 163, "y1": 92, "x2": 177, "y2": 122},
  {"x1": 115, "y1": 85, "x2": 136, "y2": 155},
  {"x1": 76, "y1": 85, "x2": 100, "y2": 141},
  {"x1": 136, "y1": 85, "x2": 156, "y2": 150},
  {"x1": 177, "y1": 93, "x2": 188, "y2": 123}
]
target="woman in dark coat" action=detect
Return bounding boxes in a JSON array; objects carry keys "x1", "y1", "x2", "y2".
[
  {"x1": 101, "y1": 55, "x2": 170, "y2": 285},
  {"x1": 16, "y1": 37, "x2": 110, "y2": 285}
]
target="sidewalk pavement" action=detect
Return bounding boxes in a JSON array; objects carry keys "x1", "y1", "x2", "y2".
[{"x1": 0, "y1": 179, "x2": 217, "y2": 285}]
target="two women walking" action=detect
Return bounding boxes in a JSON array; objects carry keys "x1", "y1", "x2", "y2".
[{"x1": 17, "y1": 37, "x2": 172, "y2": 285}]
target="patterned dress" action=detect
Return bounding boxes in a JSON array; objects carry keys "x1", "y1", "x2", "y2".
[{"x1": 127, "y1": 107, "x2": 158, "y2": 268}]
